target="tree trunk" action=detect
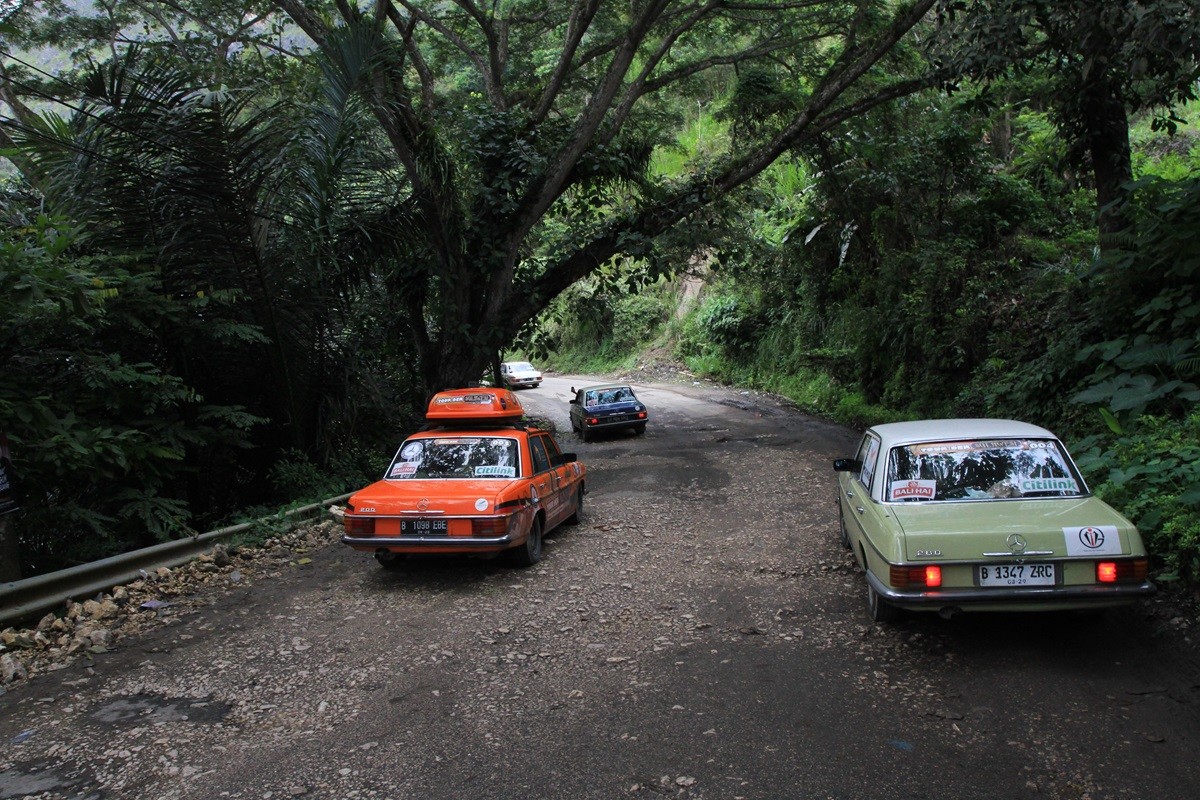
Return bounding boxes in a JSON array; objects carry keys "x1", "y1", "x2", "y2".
[{"x1": 1084, "y1": 79, "x2": 1132, "y2": 252}]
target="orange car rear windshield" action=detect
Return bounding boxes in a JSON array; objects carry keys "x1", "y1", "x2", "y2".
[
  {"x1": 386, "y1": 437, "x2": 519, "y2": 480},
  {"x1": 885, "y1": 438, "x2": 1082, "y2": 501}
]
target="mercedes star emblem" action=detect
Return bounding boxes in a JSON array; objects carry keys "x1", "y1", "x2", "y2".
[{"x1": 1007, "y1": 533, "x2": 1028, "y2": 554}]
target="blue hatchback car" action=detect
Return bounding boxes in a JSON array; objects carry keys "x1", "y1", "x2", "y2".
[{"x1": 569, "y1": 384, "x2": 649, "y2": 441}]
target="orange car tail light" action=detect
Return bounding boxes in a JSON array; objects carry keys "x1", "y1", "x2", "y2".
[
  {"x1": 1097, "y1": 559, "x2": 1147, "y2": 583},
  {"x1": 890, "y1": 564, "x2": 941, "y2": 588},
  {"x1": 471, "y1": 515, "x2": 514, "y2": 537},
  {"x1": 344, "y1": 516, "x2": 375, "y2": 537}
]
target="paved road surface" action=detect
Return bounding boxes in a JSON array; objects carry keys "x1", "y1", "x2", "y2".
[{"x1": 1, "y1": 374, "x2": 1197, "y2": 799}]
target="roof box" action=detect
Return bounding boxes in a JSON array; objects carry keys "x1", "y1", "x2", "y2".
[{"x1": 425, "y1": 388, "x2": 525, "y2": 425}]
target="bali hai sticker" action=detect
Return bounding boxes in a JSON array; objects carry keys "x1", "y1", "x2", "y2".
[
  {"x1": 890, "y1": 479, "x2": 937, "y2": 501},
  {"x1": 1062, "y1": 525, "x2": 1121, "y2": 556},
  {"x1": 390, "y1": 462, "x2": 418, "y2": 478}
]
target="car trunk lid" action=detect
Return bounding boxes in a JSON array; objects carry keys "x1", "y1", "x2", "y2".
[
  {"x1": 350, "y1": 479, "x2": 522, "y2": 516},
  {"x1": 892, "y1": 497, "x2": 1134, "y2": 561}
]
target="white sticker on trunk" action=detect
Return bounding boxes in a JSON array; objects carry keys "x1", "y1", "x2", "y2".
[
  {"x1": 1063, "y1": 525, "x2": 1122, "y2": 556},
  {"x1": 889, "y1": 479, "x2": 937, "y2": 501}
]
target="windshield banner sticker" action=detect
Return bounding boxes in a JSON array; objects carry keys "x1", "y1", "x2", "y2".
[
  {"x1": 889, "y1": 479, "x2": 937, "y2": 501},
  {"x1": 474, "y1": 465, "x2": 516, "y2": 478},
  {"x1": 910, "y1": 439, "x2": 1053, "y2": 455},
  {"x1": 1020, "y1": 477, "x2": 1078, "y2": 494},
  {"x1": 1063, "y1": 525, "x2": 1122, "y2": 556}
]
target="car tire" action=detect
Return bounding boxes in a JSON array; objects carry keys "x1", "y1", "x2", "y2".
[
  {"x1": 867, "y1": 582, "x2": 900, "y2": 623},
  {"x1": 508, "y1": 516, "x2": 543, "y2": 567},
  {"x1": 633, "y1": 424, "x2": 646, "y2": 435},
  {"x1": 580, "y1": 427, "x2": 590, "y2": 443},
  {"x1": 566, "y1": 488, "x2": 584, "y2": 525},
  {"x1": 838, "y1": 505, "x2": 851, "y2": 550},
  {"x1": 374, "y1": 552, "x2": 406, "y2": 570}
]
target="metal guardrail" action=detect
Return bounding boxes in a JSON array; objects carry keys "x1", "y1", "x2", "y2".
[{"x1": 0, "y1": 493, "x2": 351, "y2": 629}]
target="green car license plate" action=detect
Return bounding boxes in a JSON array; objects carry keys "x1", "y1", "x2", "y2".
[
  {"x1": 977, "y1": 563, "x2": 1056, "y2": 587},
  {"x1": 402, "y1": 519, "x2": 448, "y2": 536}
]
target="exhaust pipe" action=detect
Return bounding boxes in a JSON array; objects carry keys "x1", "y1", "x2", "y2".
[{"x1": 938, "y1": 606, "x2": 963, "y2": 620}]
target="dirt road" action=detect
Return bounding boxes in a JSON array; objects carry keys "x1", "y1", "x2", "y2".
[{"x1": 1, "y1": 374, "x2": 1198, "y2": 799}]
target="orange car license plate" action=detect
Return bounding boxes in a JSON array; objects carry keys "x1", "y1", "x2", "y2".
[{"x1": 401, "y1": 519, "x2": 448, "y2": 536}]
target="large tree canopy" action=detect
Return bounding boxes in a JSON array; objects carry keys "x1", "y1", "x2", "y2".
[
  {"x1": 257, "y1": 0, "x2": 939, "y2": 391},
  {"x1": 1, "y1": 1, "x2": 944, "y2": 395}
]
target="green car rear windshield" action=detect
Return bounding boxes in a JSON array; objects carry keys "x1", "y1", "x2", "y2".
[{"x1": 885, "y1": 438, "x2": 1083, "y2": 502}]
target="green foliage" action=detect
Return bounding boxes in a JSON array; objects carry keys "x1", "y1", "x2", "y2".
[
  {"x1": 1072, "y1": 175, "x2": 1200, "y2": 425},
  {"x1": 1074, "y1": 414, "x2": 1200, "y2": 583},
  {"x1": 267, "y1": 444, "x2": 383, "y2": 506},
  {"x1": 535, "y1": 262, "x2": 675, "y2": 372},
  {"x1": 0, "y1": 213, "x2": 264, "y2": 571},
  {"x1": 693, "y1": 294, "x2": 759, "y2": 349}
]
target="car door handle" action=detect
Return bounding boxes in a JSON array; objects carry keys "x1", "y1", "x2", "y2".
[
  {"x1": 855, "y1": 506, "x2": 865, "y2": 514},
  {"x1": 845, "y1": 490, "x2": 854, "y2": 499}
]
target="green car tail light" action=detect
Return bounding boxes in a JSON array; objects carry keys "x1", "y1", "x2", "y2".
[
  {"x1": 890, "y1": 564, "x2": 942, "y2": 588},
  {"x1": 1097, "y1": 559, "x2": 1148, "y2": 584}
]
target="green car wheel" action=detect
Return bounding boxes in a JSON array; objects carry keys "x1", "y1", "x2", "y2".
[{"x1": 867, "y1": 582, "x2": 900, "y2": 623}]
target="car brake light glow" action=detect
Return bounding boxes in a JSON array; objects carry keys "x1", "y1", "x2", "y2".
[
  {"x1": 588, "y1": 418, "x2": 598, "y2": 425},
  {"x1": 1096, "y1": 559, "x2": 1146, "y2": 583},
  {"x1": 889, "y1": 564, "x2": 941, "y2": 589},
  {"x1": 344, "y1": 516, "x2": 375, "y2": 537},
  {"x1": 637, "y1": 412, "x2": 647, "y2": 419}
]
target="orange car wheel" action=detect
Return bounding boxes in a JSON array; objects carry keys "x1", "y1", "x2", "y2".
[
  {"x1": 566, "y1": 488, "x2": 584, "y2": 525},
  {"x1": 508, "y1": 516, "x2": 543, "y2": 567}
]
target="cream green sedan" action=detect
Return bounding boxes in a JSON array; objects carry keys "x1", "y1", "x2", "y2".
[{"x1": 833, "y1": 419, "x2": 1155, "y2": 622}]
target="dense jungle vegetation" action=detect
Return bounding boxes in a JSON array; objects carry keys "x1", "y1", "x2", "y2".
[{"x1": 0, "y1": 2, "x2": 1197, "y2": 589}]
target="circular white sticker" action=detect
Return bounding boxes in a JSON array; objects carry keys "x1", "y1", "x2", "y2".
[{"x1": 475, "y1": 498, "x2": 489, "y2": 511}]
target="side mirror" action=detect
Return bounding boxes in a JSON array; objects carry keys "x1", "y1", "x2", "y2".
[
  {"x1": 833, "y1": 458, "x2": 862, "y2": 472},
  {"x1": 569, "y1": 397, "x2": 578, "y2": 405}
]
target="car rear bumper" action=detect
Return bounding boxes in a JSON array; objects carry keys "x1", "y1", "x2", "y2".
[
  {"x1": 342, "y1": 534, "x2": 514, "y2": 549},
  {"x1": 585, "y1": 416, "x2": 647, "y2": 429},
  {"x1": 866, "y1": 570, "x2": 1156, "y2": 612}
]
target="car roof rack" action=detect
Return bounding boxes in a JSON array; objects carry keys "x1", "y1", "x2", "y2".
[
  {"x1": 419, "y1": 421, "x2": 529, "y2": 432},
  {"x1": 424, "y1": 387, "x2": 525, "y2": 427}
]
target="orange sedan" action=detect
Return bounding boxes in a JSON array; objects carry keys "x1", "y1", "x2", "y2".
[{"x1": 340, "y1": 388, "x2": 586, "y2": 569}]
